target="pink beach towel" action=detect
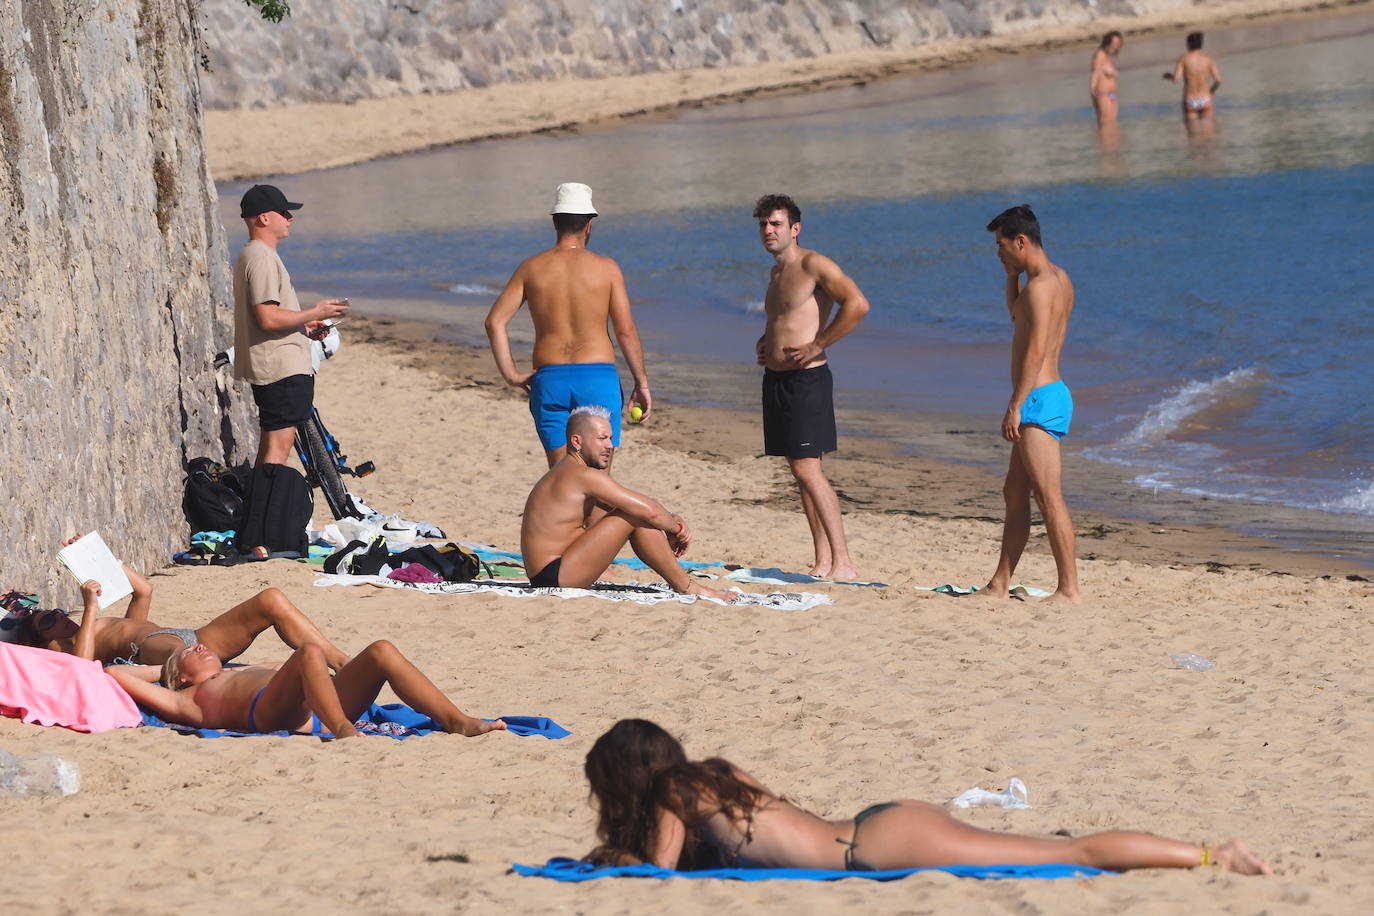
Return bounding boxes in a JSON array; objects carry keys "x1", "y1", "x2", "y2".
[{"x1": 0, "y1": 643, "x2": 142, "y2": 733}]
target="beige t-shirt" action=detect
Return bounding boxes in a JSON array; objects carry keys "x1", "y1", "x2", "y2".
[{"x1": 232, "y1": 239, "x2": 311, "y2": 385}]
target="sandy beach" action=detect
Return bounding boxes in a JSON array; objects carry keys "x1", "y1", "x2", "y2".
[
  {"x1": 4, "y1": 5, "x2": 1371, "y2": 912},
  {"x1": 4, "y1": 315, "x2": 1371, "y2": 913},
  {"x1": 204, "y1": 0, "x2": 1374, "y2": 180}
]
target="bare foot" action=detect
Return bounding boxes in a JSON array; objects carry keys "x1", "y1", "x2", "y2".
[
  {"x1": 808, "y1": 562, "x2": 832, "y2": 578},
  {"x1": 331, "y1": 723, "x2": 361, "y2": 739},
  {"x1": 450, "y1": 716, "x2": 508, "y2": 737},
  {"x1": 982, "y1": 579, "x2": 1012, "y2": 599},
  {"x1": 1213, "y1": 839, "x2": 1272, "y2": 876},
  {"x1": 685, "y1": 581, "x2": 739, "y2": 604},
  {"x1": 1045, "y1": 589, "x2": 1083, "y2": 604},
  {"x1": 826, "y1": 564, "x2": 859, "y2": 581}
]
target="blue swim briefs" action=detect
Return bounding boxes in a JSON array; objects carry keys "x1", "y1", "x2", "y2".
[
  {"x1": 1019, "y1": 380, "x2": 1073, "y2": 439},
  {"x1": 528, "y1": 363, "x2": 623, "y2": 451}
]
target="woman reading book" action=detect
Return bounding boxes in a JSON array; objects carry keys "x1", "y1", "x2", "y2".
[{"x1": 18, "y1": 533, "x2": 349, "y2": 670}]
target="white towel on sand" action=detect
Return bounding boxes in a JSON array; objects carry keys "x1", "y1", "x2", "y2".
[{"x1": 313, "y1": 574, "x2": 832, "y2": 610}]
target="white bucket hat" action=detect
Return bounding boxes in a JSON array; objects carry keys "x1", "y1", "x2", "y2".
[{"x1": 550, "y1": 182, "x2": 598, "y2": 216}]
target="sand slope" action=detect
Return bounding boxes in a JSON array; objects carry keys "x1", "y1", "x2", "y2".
[{"x1": 3, "y1": 326, "x2": 1371, "y2": 913}]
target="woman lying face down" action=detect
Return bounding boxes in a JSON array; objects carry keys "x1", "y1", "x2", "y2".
[
  {"x1": 107, "y1": 640, "x2": 505, "y2": 739},
  {"x1": 583, "y1": 719, "x2": 1270, "y2": 875}
]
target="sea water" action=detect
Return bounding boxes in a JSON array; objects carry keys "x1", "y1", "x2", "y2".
[{"x1": 220, "y1": 13, "x2": 1374, "y2": 562}]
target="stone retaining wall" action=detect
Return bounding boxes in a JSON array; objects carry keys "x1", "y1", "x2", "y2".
[
  {"x1": 197, "y1": 0, "x2": 1187, "y2": 109},
  {"x1": 0, "y1": 0, "x2": 252, "y2": 595}
]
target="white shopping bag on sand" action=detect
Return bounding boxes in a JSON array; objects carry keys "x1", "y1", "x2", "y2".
[{"x1": 948, "y1": 777, "x2": 1030, "y2": 809}]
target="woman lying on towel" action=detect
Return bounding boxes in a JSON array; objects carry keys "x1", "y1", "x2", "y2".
[
  {"x1": 106, "y1": 640, "x2": 505, "y2": 738},
  {"x1": 583, "y1": 719, "x2": 1271, "y2": 875}
]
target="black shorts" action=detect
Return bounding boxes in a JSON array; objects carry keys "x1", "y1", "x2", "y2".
[
  {"x1": 529, "y1": 557, "x2": 561, "y2": 588},
  {"x1": 762, "y1": 364, "x2": 837, "y2": 459},
  {"x1": 251, "y1": 373, "x2": 314, "y2": 431}
]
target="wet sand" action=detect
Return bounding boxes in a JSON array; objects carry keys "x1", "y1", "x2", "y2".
[
  {"x1": 5, "y1": 314, "x2": 1372, "y2": 913},
  {"x1": 346, "y1": 309, "x2": 1374, "y2": 579},
  {"x1": 203, "y1": 0, "x2": 1374, "y2": 180}
]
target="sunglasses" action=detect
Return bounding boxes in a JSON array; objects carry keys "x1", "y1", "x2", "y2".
[
  {"x1": 276, "y1": 210, "x2": 295, "y2": 220},
  {"x1": 34, "y1": 608, "x2": 72, "y2": 631}
]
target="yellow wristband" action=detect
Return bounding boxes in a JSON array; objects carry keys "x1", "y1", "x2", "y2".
[{"x1": 1199, "y1": 844, "x2": 1213, "y2": 867}]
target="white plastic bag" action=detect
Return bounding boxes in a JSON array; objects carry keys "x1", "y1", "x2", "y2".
[{"x1": 948, "y1": 777, "x2": 1030, "y2": 809}]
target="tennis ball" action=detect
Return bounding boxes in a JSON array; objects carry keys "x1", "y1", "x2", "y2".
[{"x1": 630, "y1": 405, "x2": 645, "y2": 422}]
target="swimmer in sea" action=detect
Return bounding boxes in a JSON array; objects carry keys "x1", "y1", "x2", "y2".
[
  {"x1": 1164, "y1": 32, "x2": 1222, "y2": 126},
  {"x1": 1089, "y1": 31, "x2": 1124, "y2": 128}
]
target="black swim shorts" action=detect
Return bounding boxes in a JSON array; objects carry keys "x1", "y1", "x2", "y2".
[
  {"x1": 762, "y1": 364, "x2": 837, "y2": 459},
  {"x1": 251, "y1": 373, "x2": 315, "y2": 431},
  {"x1": 529, "y1": 557, "x2": 562, "y2": 589}
]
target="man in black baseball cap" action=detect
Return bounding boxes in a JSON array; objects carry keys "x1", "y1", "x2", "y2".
[
  {"x1": 238, "y1": 184, "x2": 303, "y2": 219},
  {"x1": 231, "y1": 185, "x2": 347, "y2": 466}
]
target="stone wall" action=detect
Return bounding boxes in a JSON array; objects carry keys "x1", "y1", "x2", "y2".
[
  {"x1": 0, "y1": 0, "x2": 252, "y2": 597},
  {"x1": 197, "y1": 0, "x2": 1189, "y2": 109}
]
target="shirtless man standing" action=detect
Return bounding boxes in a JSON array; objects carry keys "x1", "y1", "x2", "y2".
[
  {"x1": 486, "y1": 183, "x2": 652, "y2": 468},
  {"x1": 520, "y1": 406, "x2": 736, "y2": 601},
  {"x1": 753, "y1": 194, "x2": 870, "y2": 579},
  {"x1": 1163, "y1": 32, "x2": 1221, "y2": 122},
  {"x1": 982, "y1": 205, "x2": 1081, "y2": 603},
  {"x1": 12, "y1": 534, "x2": 350, "y2": 668}
]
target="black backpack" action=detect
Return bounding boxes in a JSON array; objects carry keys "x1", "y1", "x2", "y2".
[
  {"x1": 234, "y1": 464, "x2": 313, "y2": 557},
  {"x1": 183, "y1": 458, "x2": 246, "y2": 533}
]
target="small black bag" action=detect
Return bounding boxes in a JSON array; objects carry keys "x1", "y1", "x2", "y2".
[
  {"x1": 183, "y1": 458, "x2": 244, "y2": 533},
  {"x1": 234, "y1": 463, "x2": 312, "y2": 556},
  {"x1": 390, "y1": 543, "x2": 482, "y2": 583}
]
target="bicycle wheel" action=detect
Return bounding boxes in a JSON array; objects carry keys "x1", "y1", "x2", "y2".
[{"x1": 299, "y1": 417, "x2": 354, "y2": 520}]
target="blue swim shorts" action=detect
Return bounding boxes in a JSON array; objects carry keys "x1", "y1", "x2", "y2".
[
  {"x1": 1019, "y1": 380, "x2": 1073, "y2": 439},
  {"x1": 528, "y1": 363, "x2": 623, "y2": 451}
]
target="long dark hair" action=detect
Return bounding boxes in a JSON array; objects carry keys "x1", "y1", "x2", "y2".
[{"x1": 584, "y1": 719, "x2": 765, "y2": 868}]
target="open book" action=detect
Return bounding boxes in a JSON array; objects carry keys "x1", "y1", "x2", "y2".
[{"x1": 56, "y1": 531, "x2": 133, "y2": 610}]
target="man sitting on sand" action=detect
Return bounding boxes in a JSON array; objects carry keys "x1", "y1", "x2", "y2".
[
  {"x1": 107, "y1": 640, "x2": 503, "y2": 738},
  {"x1": 520, "y1": 406, "x2": 736, "y2": 602},
  {"x1": 17, "y1": 534, "x2": 349, "y2": 669}
]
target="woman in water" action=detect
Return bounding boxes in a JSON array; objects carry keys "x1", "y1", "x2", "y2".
[
  {"x1": 108, "y1": 639, "x2": 505, "y2": 738},
  {"x1": 584, "y1": 719, "x2": 1270, "y2": 874},
  {"x1": 1090, "y1": 31, "x2": 1124, "y2": 127}
]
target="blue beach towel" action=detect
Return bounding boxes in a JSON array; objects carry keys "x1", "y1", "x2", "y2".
[
  {"x1": 140, "y1": 703, "x2": 569, "y2": 740},
  {"x1": 726, "y1": 568, "x2": 888, "y2": 588},
  {"x1": 512, "y1": 857, "x2": 1110, "y2": 883}
]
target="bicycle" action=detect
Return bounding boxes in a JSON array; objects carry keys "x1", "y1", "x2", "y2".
[{"x1": 293, "y1": 407, "x2": 375, "y2": 520}]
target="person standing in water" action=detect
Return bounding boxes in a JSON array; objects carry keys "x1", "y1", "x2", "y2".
[
  {"x1": 1164, "y1": 32, "x2": 1222, "y2": 128},
  {"x1": 1089, "y1": 31, "x2": 1124, "y2": 128}
]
